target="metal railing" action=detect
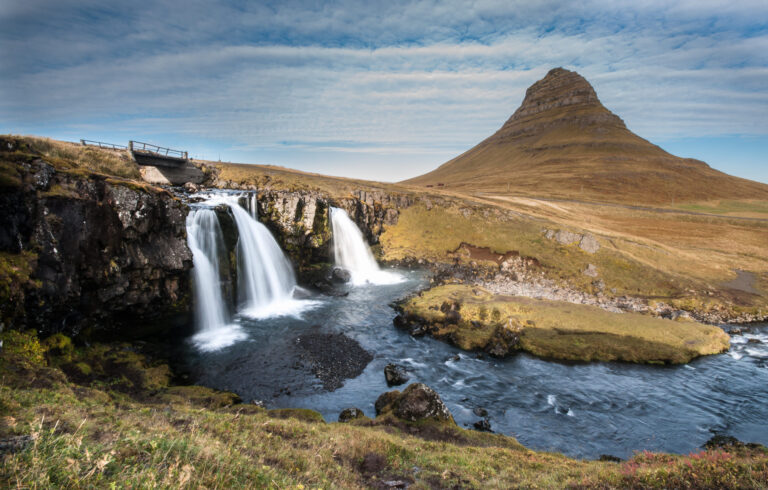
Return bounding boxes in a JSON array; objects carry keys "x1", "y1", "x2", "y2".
[
  {"x1": 129, "y1": 140, "x2": 188, "y2": 160},
  {"x1": 80, "y1": 139, "x2": 127, "y2": 150}
]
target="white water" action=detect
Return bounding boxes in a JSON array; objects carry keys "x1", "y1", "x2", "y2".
[
  {"x1": 186, "y1": 192, "x2": 318, "y2": 350},
  {"x1": 186, "y1": 208, "x2": 245, "y2": 352},
  {"x1": 330, "y1": 207, "x2": 402, "y2": 285},
  {"x1": 228, "y1": 202, "x2": 316, "y2": 319}
]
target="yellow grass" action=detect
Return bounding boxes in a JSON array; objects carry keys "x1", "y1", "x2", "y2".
[{"x1": 400, "y1": 284, "x2": 730, "y2": 363}]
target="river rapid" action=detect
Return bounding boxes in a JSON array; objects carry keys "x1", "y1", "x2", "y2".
[{"x1": 181, "y1": 270, "x2": 768, "y2": 460}]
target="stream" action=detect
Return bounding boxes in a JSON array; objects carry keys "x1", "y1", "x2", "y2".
[{"x1": 181, "y1": 270, "x2": 768, "y2": 460}]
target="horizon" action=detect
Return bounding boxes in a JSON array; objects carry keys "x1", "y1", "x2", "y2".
[{"x1": 1, "y1": 1, "x2": 767, "y2": 184}]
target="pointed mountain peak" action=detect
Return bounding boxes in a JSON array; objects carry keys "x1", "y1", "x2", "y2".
[
  {"x1": 402, "y1": 67, "x2": 768, "y2": 204},
  {"x1": 511, "y1": 68, "x2": 599, "y2": 119},
  {"x1": 498, "y1": 67, "x2": 625, "y2": 137}
]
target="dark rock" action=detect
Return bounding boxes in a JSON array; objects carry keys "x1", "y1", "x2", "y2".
[
  {"x1": 472, "y1": 407, "x2": 488, "y2": 418},
  {"x1": 702, "y1": 434, "x2": 766, "y2": 451},
  {"x1": 473, "y1": 419, "x2": 492, "y2": 432},
  {"x1": 338, "y1": 407, "x2": 365, "y2": 422},
  {"x1": 330, "y1": 267, "x2": 351, "y2": 284},
  {"x1": 598, "y1": 454, "x2": 623, "y2": 463},
  {"x1": 295, "y1": 332, "x2": 373, "y2": 391},
  {"x1": 376, "y1": 383, "x2": 453, "y2": 423},
  {"x1": 375, "y1": 390, "x2": 401, "y2": 415},
  {"x1": 0, "y1": 435, "x2": 34, "y2": 455},
  {"x1": 747, "y1": 338, "x2": 761, "y2": 344},
  {"x1": 360, "y1": 452, "x2": 387, "y2": 474},
  {"x1": 384, "y1": 363, "x2": 409, "y2": 386},
  {"x1": 444, "y1": 309, "x2": 462, "y2": 325},
  {"x1": 0, "y1": 161, "x2": 193, "y2": 336},
  {"x1": 447, "y1": 354, "x2": 461, "y2": 362},
  {"x1": 484, "y1": 324, "x2": 520, "y2": 358},
  {"x1": 393, "y1": 314, "x2": 409, "y2": 329}
]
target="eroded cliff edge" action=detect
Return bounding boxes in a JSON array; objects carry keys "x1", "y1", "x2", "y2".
[{"x1": 0, "y1": 137, "x2": 192, "y2": 337}]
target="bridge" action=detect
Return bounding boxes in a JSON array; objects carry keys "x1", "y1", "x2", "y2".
[{"x1": 129, "y1": 140, "x2": 188, "y2": 167}]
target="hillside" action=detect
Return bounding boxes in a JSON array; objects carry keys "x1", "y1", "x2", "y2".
[{"x1": 403, "y1": 68, "x2": 768, "y2": 205}]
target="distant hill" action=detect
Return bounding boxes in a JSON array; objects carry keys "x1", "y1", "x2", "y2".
[{"x1": 403, "y1": 68, "x2": 768, "y2": 204}]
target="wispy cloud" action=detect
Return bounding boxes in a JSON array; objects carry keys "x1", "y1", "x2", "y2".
[{"x1": 1, "y1": 0, "x2": 766, "y2": 182}]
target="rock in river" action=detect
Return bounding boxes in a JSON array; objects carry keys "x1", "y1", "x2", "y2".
[
  {"x1": 384, "y1": 363, "x2": 409, "y2": 386},
  {"x1": 295, "y1": 332, "x2": 373, "y2": 391},
  {"x1": 375, "y1": 383, "x2": 454, "y2": 423}
]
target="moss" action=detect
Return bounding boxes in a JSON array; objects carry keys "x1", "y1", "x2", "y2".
[
  {"x1": 41, "y1": 333, "x2": 74, "y2": 364},
  {"x1": 0, "y1": 160, "x2": 22, "y2": 188},
  {"x1": 0, "y1": 330, "x2": 46, "y2": 367},
  {"x1": 155, "y1": 386, "x2": 241, "y2": 409},
  {"x1": 0, "y1": 251, "x2": 38, "y2": 325},
  {"x1": 267, "y1": 408, "x2": 326, "y2": 424},
  {"x1": 400, "y1": 284, "x2": 730, "y2": 364}
]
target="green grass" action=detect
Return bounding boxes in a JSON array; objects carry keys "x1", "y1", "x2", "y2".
[
  {"x1": 399, "y1": 285, "x2": 730, "y2": 363},
  {"x1": 381, "y1": 202, "x2": 683, "y2": 299},
  {"x1": 1, "y1": 331, "x2": 765, "y2": 488},
  {"x1": 675, "y1": 199, "x2": 768, "y2": 216}
]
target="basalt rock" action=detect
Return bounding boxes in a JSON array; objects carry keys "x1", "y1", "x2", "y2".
[
  {"x1": 254, "y1": 189, "x2": 413, "y2": 276},
  {"x1": 375, "y1": 383, "x2": 454, "y2": 423},
  {"x1": 384, "y1": 363, "x2": 409, "y2": 386},
  {"x1": 0, "y1": 152, "x2": 192, "y2": 337},
  {"x1": 338, "y1": 407, "x2": 366, "y2": 422}
]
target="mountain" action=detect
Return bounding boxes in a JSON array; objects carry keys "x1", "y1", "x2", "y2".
[{"x1": 403, "y1": 68, "x2": 768, "y2": 204}]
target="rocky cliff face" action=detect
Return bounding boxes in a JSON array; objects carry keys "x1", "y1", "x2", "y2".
[
  {"x1": 497, "y1": 67, "x2": 627, "y2": 140},
  {"x1": 256, "y1": 189, "x2": 414, "y2": 271},
  {"x1": 0, "y1": 143, "x2": 192, "y2": 337}
]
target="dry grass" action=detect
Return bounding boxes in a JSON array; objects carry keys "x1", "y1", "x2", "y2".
[
  {"x1": 208, "y1": 160, "x2": 414, "y2": 198},
  {"x1": 400, "y1": 284, "x2": 730, "y2": 364},
  {"x1": 1, "y1": 330, "x2": 766, "y2": 489},
  {"x1": 21, "y1": 136, "x2": 140, "y2": 180}
]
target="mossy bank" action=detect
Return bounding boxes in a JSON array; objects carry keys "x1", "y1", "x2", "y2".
[{"x1": 395, "y1": 284, "x2": 730, "y2": 364}]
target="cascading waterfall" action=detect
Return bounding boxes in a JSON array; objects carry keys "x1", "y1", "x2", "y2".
[
  {"x1": 330, "y1": 207, "x2": 402, "y2": 285},
  {"x1": 227, "y1": 201, "x2": 314, "y2": 318},
  {"x1": 186, "y1": 208, "x2": 245, "y2": 352},
  {"x1": 186, "y1": 191, "x2": 318, "y2": 351}
]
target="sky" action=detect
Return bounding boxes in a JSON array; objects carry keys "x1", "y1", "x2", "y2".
[{"x1": 1, "y1": 0, "x2": 767, "y2": 183}]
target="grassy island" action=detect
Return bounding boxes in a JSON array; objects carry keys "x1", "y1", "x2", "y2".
[{"x1": 397, "y1": 285, "x2": 730, "y2": 364}]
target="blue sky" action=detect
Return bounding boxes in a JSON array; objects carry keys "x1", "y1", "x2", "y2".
[{"x1": 1, "y1": 0, "x2": 767, "y2": 183}]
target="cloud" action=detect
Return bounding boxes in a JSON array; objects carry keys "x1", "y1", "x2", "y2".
[{"x1": 1, "y1": 0, "x2": 766, "y2": 181}]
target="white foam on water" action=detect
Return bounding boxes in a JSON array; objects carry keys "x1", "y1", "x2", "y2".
[
  {"x1": 547, "y1": 394, "x2": 557, "y2": 406},
  {"x1": 191, "y1": 324, "x2": 247, "y2": 352}
]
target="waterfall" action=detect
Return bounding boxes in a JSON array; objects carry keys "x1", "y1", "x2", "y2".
[
  {"x1": 186, "y1": 208, "x2": 245, "y2": 352},
  {"x1": 330, "y1": 207, "x2": 402, "y2": 285},
  {"x1": 185, "y1": 191, "x2": 318, "y2": 350},
  {"x1": 227, "y1": 201, "x2": 313, "y2": 318}
]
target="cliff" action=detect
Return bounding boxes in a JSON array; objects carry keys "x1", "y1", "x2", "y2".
[{"x1": 0, "y1": 137, "x2": 192, "y2": 337}]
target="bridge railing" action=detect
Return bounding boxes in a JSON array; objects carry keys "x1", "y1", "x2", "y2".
[
  {"x1": 80, "y1": 139, "x2": 128, "y2": 150},
  {"x1": 129, "y1": 140, "x2": 188, "y2": 160}
]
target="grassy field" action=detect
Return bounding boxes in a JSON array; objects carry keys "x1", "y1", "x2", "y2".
[
  {"x1": 2, "y1": 330, "x2": 766, "y2": 489},
  {"x1": 399, "y1": 285, "x2": 730, "y2": 363}
]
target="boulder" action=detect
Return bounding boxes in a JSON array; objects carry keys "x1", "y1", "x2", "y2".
[
  {"x1": 375, "y1": 383, "x2": 454, "y2": 423},
  {"x1": 473, "y1": 419, "x2": 492, "y2": 432},
  {"x1": 183, "y1": 182, "x2": 199, "y2": 193},
  {"x1": 384, "y1": 363, "x2": 409, "y2": 386},
  {"x1": 583, "y1": 263, "x2": 599, "y2": 277},
  {"x1": 579, "y1": 234, "x2": 600, "y2": 254},
  {"x1": 330, "y1": 267, "x2": 351, "y2": 284},
  {"x1": 338, "y1": 407, "x2": 365, "y2": 422}
]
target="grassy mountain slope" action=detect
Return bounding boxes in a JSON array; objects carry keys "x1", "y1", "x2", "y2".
[{"x1": 403, "y1": 68, "x2": 768, "y2": 205}]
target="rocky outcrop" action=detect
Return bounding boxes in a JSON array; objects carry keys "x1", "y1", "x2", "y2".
[
  {"x1": 375, "y1": 383, "x2": 454, "y2": 423},
  {"x1": 0, "y1": 150, "x2": 192, "y2": 337},
  {"x1": 256, "y1": 189, "x2": 413, "y2": 272}
]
